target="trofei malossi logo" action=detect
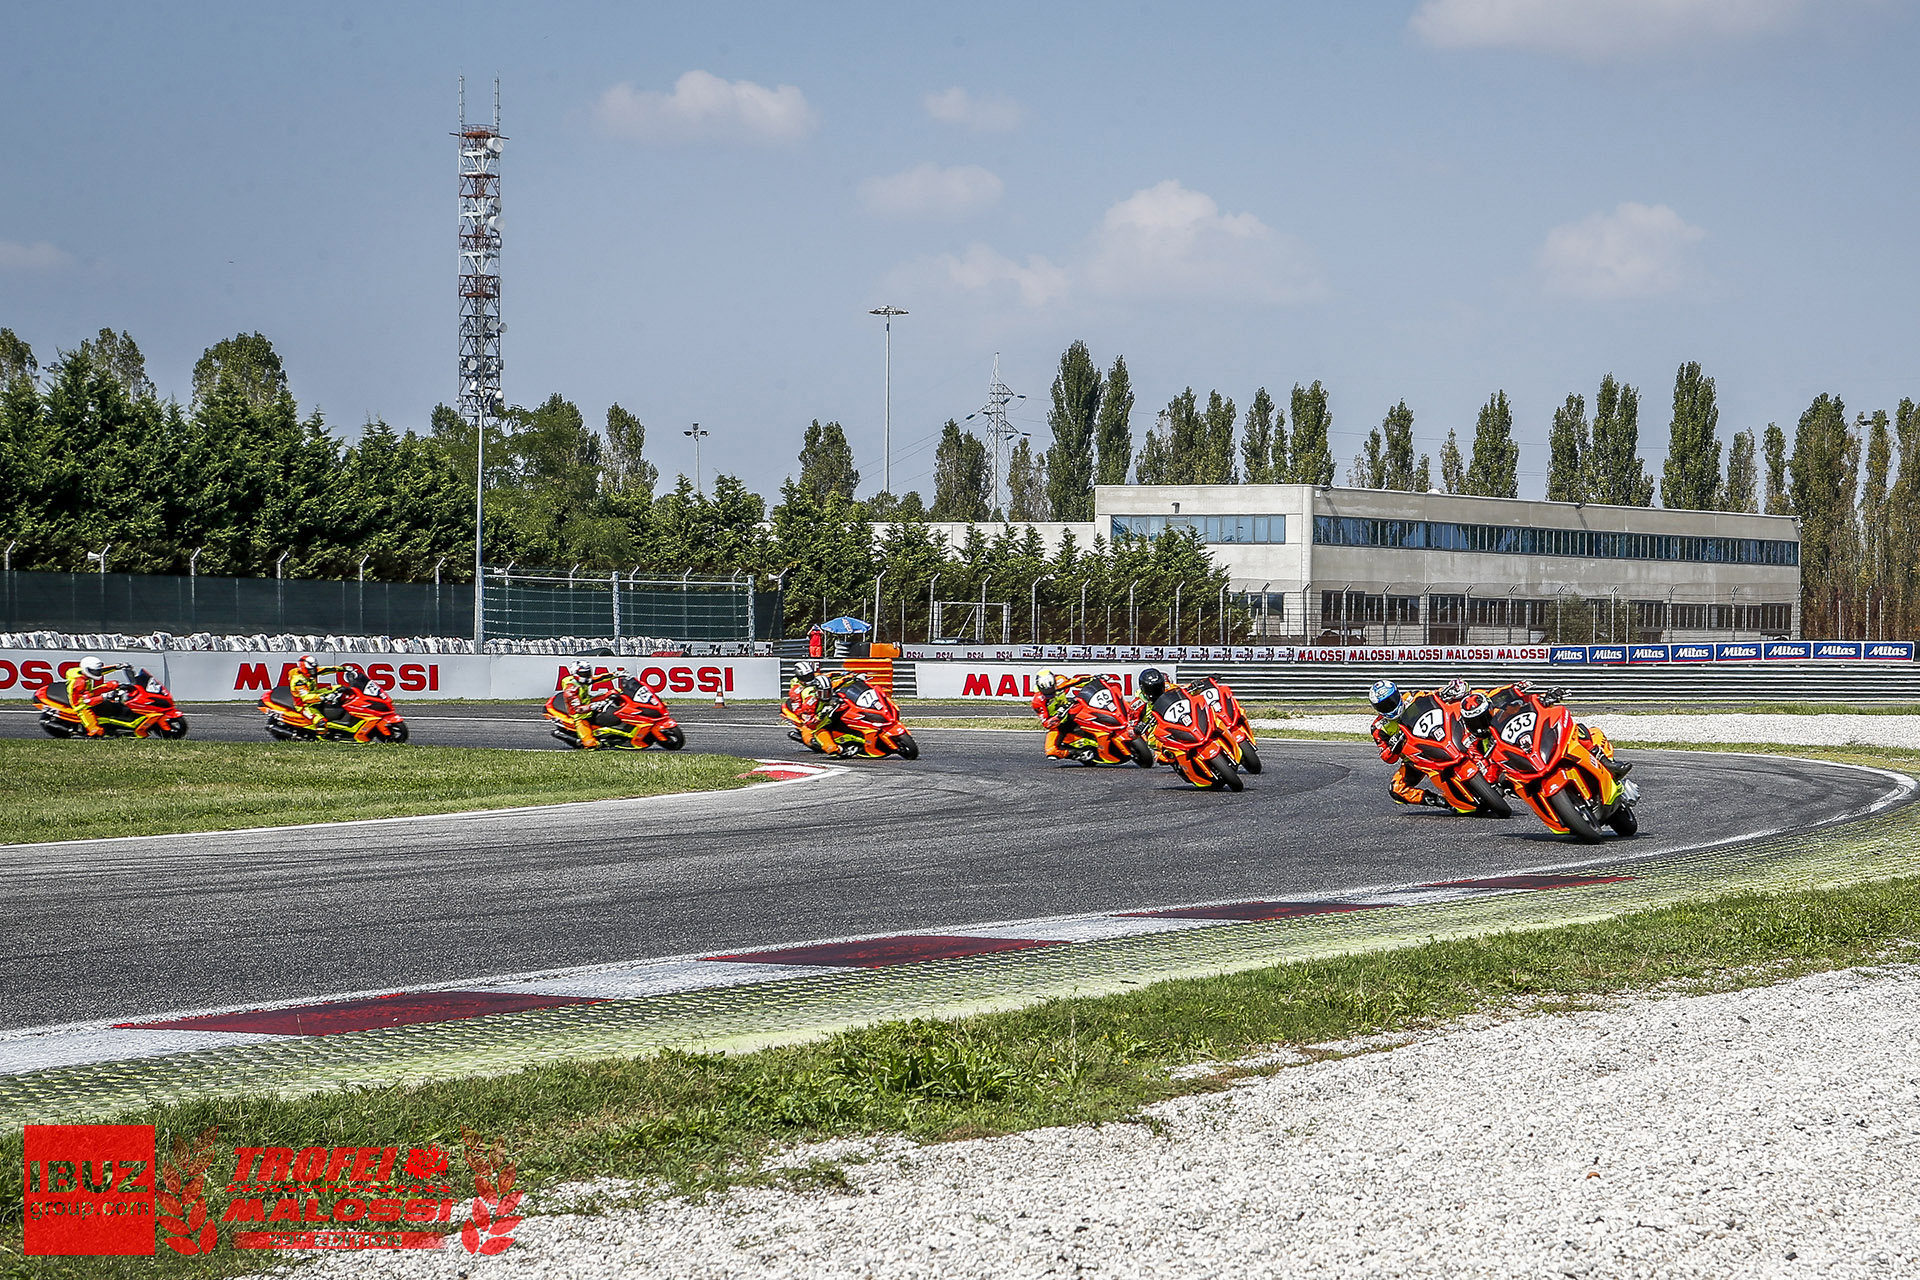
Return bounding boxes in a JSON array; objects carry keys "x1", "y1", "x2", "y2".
[{"x1": 22, "y1": 1125, "x2": 519, "y2": 1258}]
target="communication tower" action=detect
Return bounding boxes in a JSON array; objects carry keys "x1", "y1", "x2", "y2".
[
  {"x1": 965, "y1": 353, "x2": 1026, "y2": 516},
  {"x1": 457, "y1": 77, "x2": 504, "y2": 642}
]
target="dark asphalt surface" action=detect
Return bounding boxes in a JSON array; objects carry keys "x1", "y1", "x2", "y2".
[{"x1": 0, "y1": 702, "x2": 1904, "y2": 1030}]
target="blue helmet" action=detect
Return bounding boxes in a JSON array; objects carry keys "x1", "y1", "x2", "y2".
[{"x1": 1369, "y1": 679, "x2": 1402, "y2": 715}]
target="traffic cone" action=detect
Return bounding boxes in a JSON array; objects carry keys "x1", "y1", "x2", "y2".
[{"x1": 714, "y1": 688, "x2": 726, "y2": 708}]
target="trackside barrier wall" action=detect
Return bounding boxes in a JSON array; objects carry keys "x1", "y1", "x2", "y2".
[{"x1": 0, "y1": 652, "x2": 784, "y2": 702}]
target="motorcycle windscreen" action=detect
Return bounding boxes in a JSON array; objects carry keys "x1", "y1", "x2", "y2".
[{"x1": 1398, "y1": 693, "x2": 1464, "y2": 766}]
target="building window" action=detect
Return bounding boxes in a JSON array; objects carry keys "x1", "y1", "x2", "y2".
[
  {"x1": 1311, "y1": 515, "x2": 1799, "y2": 567},
  {"x1": 1111, "y1": 514, "x2": 1286, "y2": 544}
]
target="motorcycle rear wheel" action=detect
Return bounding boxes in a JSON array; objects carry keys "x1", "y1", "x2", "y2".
[
  {"x1": 892, "y1": 732, "x2": 920, "y2": 760},
  {"x1": 1207, "y1": 754, "x2": 1245, "y2": 792},
  {"x1": 1547, "y1": 786, "x2": 1605, "y2": 843},
  {"x1": 1466, "y1": 775, "x2": 1512, "y2": 819},
  {"x1": 1237, "y1": 741, "x2": 1263, "y2": 775},
  {"x1": 38, "y1": 711, "x2": 74, "y2": 739},
  {"x1": 661, "y1": 726, "x2": 687, "y2": 750},
  {"x1": 1606, "y1": 804, "x2": 1639, "y2": 836}
]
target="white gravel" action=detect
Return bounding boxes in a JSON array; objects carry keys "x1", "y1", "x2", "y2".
[
  {"x1": 256, "y1": 963, "x2": 1920, "y2": 1279},
  {"x1": 1260, "y1": 712, "x2": 1920, "y2": 749}
]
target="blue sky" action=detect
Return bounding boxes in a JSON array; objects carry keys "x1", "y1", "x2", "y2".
[{"x1": 3, "y1": 1, "x2": 1915, "y2": 501}]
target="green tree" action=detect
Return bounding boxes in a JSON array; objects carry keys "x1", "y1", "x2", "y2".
[
  {"x1": 1788, "y1": 393, "x2": 1860, "y2": 637},
  {"x1": 1723, "y1": 429, "x2": 1758, "y2": 514},
  {"x1": 1094, "y1": 355, "x2": 1134, "y2": 486},
  {"x1": 770, "y1": 478, "x2": 874, "y2": 633},
  {"x1": 1007, "y1": 436, "x2": 1049, "y2": 521},
  {"x1": 1198, "y1": 390, "x2": 1237, "y2": 483},
  {"x1": 1380, "y1": 400, "x2": 1419, "y2": 491},
  {"x1": 1659, "y1": 361, "x2": 1723, "y2": 510},
  {"x1": 1439, "y1": 428, "x2": 1465, "y2": 494},
  {"x1": 1587, "y1": 374, "x2": 1654, "y2": 506},
  {"x1": 1886, "y1": 399, "x2": 1920, "y2": 635},
  {"x1": 1463, "y1": 391, "x2": 1519, "y2": 498},
  {"x1": 1348, "y1": 427, "x2": 1385, "y2": 488},
  {"x1": 0, "y1": 328, "x2": 36, "y2": 387},
  {"x1": 1545, "y1": 394, "x2": 1589, "y2": 503},
  {"x1": 1043, "y1": 340, "x2": 1101, "y2": 519},
  {"x1": 490, "y1": 392, "x2": 630, "y2": 568},
  {"x1": 1860, "y1": 409, "x2": 1892, "y2": 619},
  {"x1": 1240, "y1": 388, "x2": 1282, "y2": 483},
  {"x1": 797, "y1": 419, "x2": 860, "y2": 504},
  {"x1": 1763, "y1": 422, "x2": 1791, "y2": 514},
  {"x1": 1134, "y1": 411, "x2": 1174, "y2": 485},
  {"x1": 930, "y1": 420, "x2": 990, "y2": 521},
  {"x1": 1285, "y1": 381, "x2": 1333, "y2": 484},
  {"x1": 603, "y1": 403, "x2": 658, "y2": 498},
  {"x1": 69, "y1": 329, "x2": 155, "y2": 401},
  {"x1": 192, "y1": 332, "x2": 287, "y2": 413}
]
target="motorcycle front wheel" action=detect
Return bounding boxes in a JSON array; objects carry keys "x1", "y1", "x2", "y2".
[
  {"x1": 156, "y1": 717, "x2": 189, "y2": 739},
  {"x1": 375, "y1": 721, "x2": 410, "y2": 744},
  {"x1": 1606, "y1": 803, "x2": 1639, "y2": 836},
  {"x1": 1466, "y1": 774, "x2": 1512, "y2": 818},
  {"x1": 1237, "y1": 740, "x2": 1263, "y2": 775},
  {"x1": 891, "y1": 732, "x2": 919, "y2": 760},
  {"x1": 1128, "y1": 737, "x2": 1155, "y2": 768},
  {"x1": 1547, "y1": 786, "x2": 1605, "y2": 843},
  {"x1": 1206, "y1": 754, "x2": 1245, "y2": 792},
  {"x1": 661, "y1": 726, "x2": 687, "y2": 750}
]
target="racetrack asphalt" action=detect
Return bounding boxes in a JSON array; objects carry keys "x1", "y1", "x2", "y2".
[{"x1": 0, "y1": 702, "x2": 1901, "y2": 1031}]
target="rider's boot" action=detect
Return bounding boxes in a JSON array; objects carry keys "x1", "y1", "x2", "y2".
[{"x1": 77, "y1": 703, "x2": 105, "y2": 738}]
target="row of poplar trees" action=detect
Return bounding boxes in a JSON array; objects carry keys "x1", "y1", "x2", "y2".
[{"x1": 2, "y1": 323, "x2": 1911, "y2": 639}]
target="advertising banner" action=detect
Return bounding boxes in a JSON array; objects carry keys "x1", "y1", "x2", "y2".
[
  {"x1": 913, "y1": 663, "x2": 1173, "y2": 700},
  {"x1": 0, "y1": 651, "x2": 783, "y2": 702},
  {"x1": 1627, "y1": 644, "x2": 1671, "y2": 663},
  {"x1": 1667, "y1": 642, "x2": 1715, "y2": 662},
  {"x1": 1588, "y1": 645, "x2": 1628, "y2": 664},
  {"x1": 1864, "y1": 641, "x2": 1916, "y2": 661},
  {"x1": 1712, "y1": 642, "x2": 1764, "y2": 661},
  {"x1": 1809, "y1": 640, "x2": 1861, "y2": 660},
  {"x1": 1764, "y1": 640, "x2": 1813, "y2": 660},
  {"x1": 1548, "y1": 646, "x2": 1589, "y2": 664}
]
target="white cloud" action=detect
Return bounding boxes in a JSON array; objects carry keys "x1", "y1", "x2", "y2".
[
  {"x1": 1083, "y1": 180, "x2": 1323, "y2": 303},
  {"x1": 908, "y1": 244, "x2": 1070, "y2": 309},
  {"x1": 0, "y1": 239, "x2": 74, "y2": 271},
  {"x1": 593, "y1": 70, "x2": 815, "y2": 145},
  {"x1": 1411, "y1": 0, "x2": 1810, "y2": 59},
  {"x1": 1538, "y1": 202, "x2": 1706, "y2": 299},
  {"x1": 859, "y1": 164, "x2": 1004, "y2": 218},
  {"x1": 924, "y1": 87, "x2": 1023, "y2": 132}
]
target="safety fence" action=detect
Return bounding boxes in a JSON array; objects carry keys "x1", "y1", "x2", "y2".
[{"x1": 0, "y1": 569, "x2": 782, "y2": 643}]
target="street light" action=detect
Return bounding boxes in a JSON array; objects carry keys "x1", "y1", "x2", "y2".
[
  {"x1": 869, "y1": 306, "x2": 907, "y2": 496},
  {"x1": 684, "y1": 423, "x2": 710, "y2": 496},
  {"x1": 1031, "y1": 573, "x2": 1052, "y2": 643},
  {"x1": 927, "y1": 571, "x2": 941, "y2": 643}
]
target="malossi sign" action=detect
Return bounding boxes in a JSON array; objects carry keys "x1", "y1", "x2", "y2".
[{"x1": 914, "y1": 663, "x2": 1175, "y2": 700}]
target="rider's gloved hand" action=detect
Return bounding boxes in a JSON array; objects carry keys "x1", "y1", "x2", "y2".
[{"x1": 1541, "y1": 686, "x2": 1568, "y2": 705}]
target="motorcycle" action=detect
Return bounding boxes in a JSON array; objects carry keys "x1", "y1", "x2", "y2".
[
  {"x1": 1191, "y1": 675, "x2": 1261, "y2": 774},
  {"x1": 259, "y1": 666, "x2": 409, "y2": 743},
  {"x1": 545, "y1": 674, "x2": 685, "y2": 750},
  {"x1": 1143, "y1": 684, "x2": 1244, "y2": 791},
  {"x1": 783, "y1": 674, "x2": 918, "y2": 759},
  {"x1": 1036, "y1": 675, "x2": 1156, "y2": 767},
  {"x1": 1479, "y1": 689, "x2": 1637, "y2": 842},
  {"x1": 1383, "y1": 690, "x2": 1509, "y2": 817},
  {"x1": 36, "y1": 668, "x2": 189, "y2": 739}
]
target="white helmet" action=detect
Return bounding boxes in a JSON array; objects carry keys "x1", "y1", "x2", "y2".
[
  {"x1": 794, "y1": 660, "x2": 820, "y2": 679},
  {"x1": 79, "y1": 657, "x2": 106, "y2": 678},
  {"x1": 1034, "y1": 668, "x2": 1058, "y2": 695}
]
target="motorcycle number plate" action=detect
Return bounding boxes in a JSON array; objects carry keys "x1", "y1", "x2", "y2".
[
  {"x1": 854, "y1": 689, "x2": 882, "y2": 710},
  {"x1": 1200, "y1": 687, "x2": 1222, "y2": 708},
  {"x1": 1085, "y1": 688, "x2": 1116, "y2": 712},
  {"x1": 1500, "y1": 710, "x2": 1536, "y2": 747},
  {"x1": 1161, "y1": 699, "x2": 1193, "y2": 726},
  {"x1": 1412, "y1": 708, "x2": 1445, "y2": 740}
]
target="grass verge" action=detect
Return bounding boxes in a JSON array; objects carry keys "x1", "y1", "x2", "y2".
[
  {"x1": 0, "y1": 739, "x2": 758, "y2": 846},
  {"x1": 3, "y1": 868, "x2": 1918, "y2": 1278}
]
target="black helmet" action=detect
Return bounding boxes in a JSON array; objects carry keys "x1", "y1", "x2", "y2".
[
  {"x1": 1461, "y1": 691, "x2": 1491, "y2": 735},
  {"x1": 1139, "y1": 668, "x2": 1167, "y2": 700}
]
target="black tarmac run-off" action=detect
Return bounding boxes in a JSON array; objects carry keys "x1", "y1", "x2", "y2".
[{"x1": 0, "y1": 703, "x2": 1895, "y2": 1030}]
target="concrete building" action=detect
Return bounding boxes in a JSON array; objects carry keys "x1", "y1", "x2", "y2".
[{"x1": 912, "y1": 484, "x2": 1801, "y2": 644}]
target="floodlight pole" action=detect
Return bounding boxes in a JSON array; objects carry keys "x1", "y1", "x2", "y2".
[
  {"x1": 685, "y1": 423, "x2": 710, "y2": 496},
  {"x1": 869, "y1": 307, "x2": 907, "y2": 496}
]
